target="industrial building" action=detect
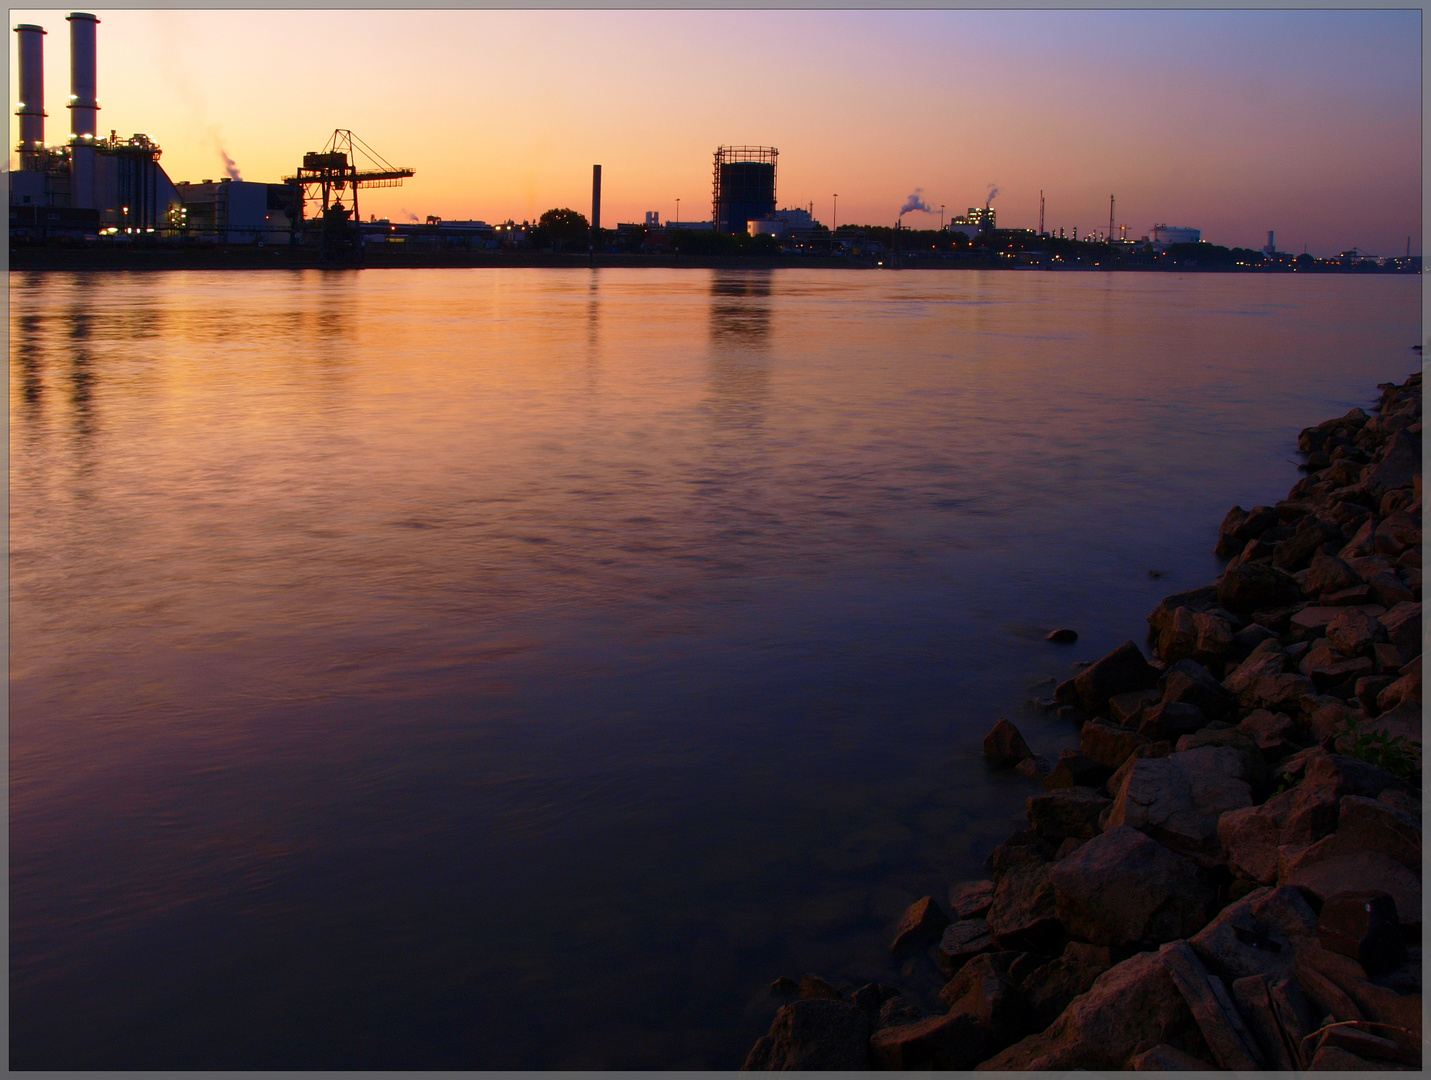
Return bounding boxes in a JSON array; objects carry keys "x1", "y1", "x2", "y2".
[
  {"x1": 10, "y1": 15, "x2": 413, "y2": 258},
  {"x1": 946, "y1": 206, "x2": 995, "y2": 239},
  {"x1": 747, "y1": 206, "x2": 820, "y2": 238},
  {"x1": 10, "y1": 15, "x2": 185, "y2": 238},
  {"x1": 712, "y1": 146, "x2": 777, "y2": 235}
]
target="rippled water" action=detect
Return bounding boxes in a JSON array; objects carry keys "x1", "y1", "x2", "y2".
[{"x1": 10, "y1": 268, "x2": 1420, "y2": 1068}]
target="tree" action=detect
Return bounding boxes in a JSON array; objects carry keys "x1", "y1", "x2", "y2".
[{"x1": 535, "y1": 207, "x2": 589, "y2": 252}]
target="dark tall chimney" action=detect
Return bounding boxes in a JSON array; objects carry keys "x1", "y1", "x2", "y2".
[{"x1": 591, "y1": 164, "x2": 602, "y2": 236}]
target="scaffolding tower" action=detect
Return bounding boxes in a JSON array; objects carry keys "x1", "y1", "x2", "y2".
[{"x1": 712, "y1": 145, "x2": 777, "y2": 235}]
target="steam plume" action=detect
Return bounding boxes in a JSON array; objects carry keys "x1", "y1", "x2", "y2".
[
  {"x1": 899, "y1": 188, "x2": 934, "y2": 216},
  {"x1": 985, "y1": 184, "x2": 999, "y2": 207},
  {"x1": 219, "y1": 150, "x2": 241, "y2": 181}
]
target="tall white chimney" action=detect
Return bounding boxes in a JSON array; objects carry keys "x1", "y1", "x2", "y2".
[
  {"x1": 67, "y1": 13, "x2": 100, "y2": 209},
  {"x1": 14, "y1": 23, "x2": 46, "y2": 166},
  {"x1": 67, "y1": 12, "x2": 99, "y2": 138}
]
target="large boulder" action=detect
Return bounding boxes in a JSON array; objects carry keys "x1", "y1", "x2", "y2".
[
  {"x1": 1079, "y1": 719, "x2": 1152, "y2": 769},
  {"x1": 985, "y1": 861, "x2": 1061, "y2": 952},
  {"x1": 975, "y1": 951, "x2": 1207, "y2": 1071},
  {"x1": 1018, "y1": 942, "x2": 1112, "y2": 1032},
  {"x1": 1160, "y1": 659, "x2": 1237, "y2": 720},
  {"x1": 1049, "y1": 826, "x2": 1213, "y2": 948},
  {"x1": 1057, "y1": 641, "x2": 1159, "y2": 713},
  {"x1": 1105, "y1": 746, "x2": 1255, "y2": 863},
  {"x1": 1279, "y1": 793, "x2": 1421, "y2": 874},
  {"x1": 1217, "y1": 563, "x2": 1302, "y2": 613},
  {"x1": 890, "y1": 895, "x2": 949, "y2": 953},
  {"x1": 938, "y1": 951, "x2": 1030, "y2": 1050},
  {"x1": 1218, "y1": 781, "x2": 1341, "y2": 884},
  {"x1": 867, "y1": 1010, "x2": 988, "y2": 1070},
  {"x1": 1026, "y1": 787, "x2": 1111, "y2": 844},
  {"x1": 1189, "y1": 885, "x2": 1319, "y2": 983},
  {"x1": 741, "y1": 998, "x2": 871, "y2": 1070},
  {"x1": 1326, "y1": 607, "x2": 1386, "y2": 657},
  {"x1": 935, "y1": 919, "x2": 995, "y2": 975},
  {"x1": 1378, "y1": 601, "x2": 1422, "y2": 660},
  {"x1": 1283, "y1": 851, "x2": 1421, "y2": 933},
  {"x1": 1363, "y1": 428, "x2": 1421, "y2": 498}
]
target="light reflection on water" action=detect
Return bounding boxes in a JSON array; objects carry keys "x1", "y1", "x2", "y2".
[{"x1": 9, "y1": 268, "x2": 1420, "y2": 1068}]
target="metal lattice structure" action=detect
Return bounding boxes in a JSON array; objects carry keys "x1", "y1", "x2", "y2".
[
  {"x1": 712, "y1": 145, "x2": 777, "y2": 235},
  {"x1": 284, "y1": 129, "x2": 414, "y2": 258}
]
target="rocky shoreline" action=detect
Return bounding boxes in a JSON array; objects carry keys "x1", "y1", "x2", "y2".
[{"x1": 742, "y1": 371, "x2": 1423, "y2": 1071}]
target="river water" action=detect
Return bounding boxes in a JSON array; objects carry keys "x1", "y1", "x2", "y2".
[{"x1": 9, "y1": 268, "x2": 1420, "y2": 1068}]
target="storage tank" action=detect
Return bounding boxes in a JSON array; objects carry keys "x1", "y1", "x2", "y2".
[
  {"x1": 1151, "y1": 224, "x2": 1200, "y2": 245},
  {"x1": 713, "y1": 146, "x2": 776, "y2": 235}
]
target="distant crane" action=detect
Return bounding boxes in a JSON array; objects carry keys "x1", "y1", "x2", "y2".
[{"x1": 284, "y1": 129, "x2": 414, "y2": 260}]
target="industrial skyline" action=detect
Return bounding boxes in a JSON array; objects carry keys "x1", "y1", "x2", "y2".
[{"x1": 7, "y1": 8, "x2": 1422, "y2": 256}]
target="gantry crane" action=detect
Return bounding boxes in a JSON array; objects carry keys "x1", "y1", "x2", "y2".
[{"x1": 284, "y1": 129, "x2": 414, "y2": 260}]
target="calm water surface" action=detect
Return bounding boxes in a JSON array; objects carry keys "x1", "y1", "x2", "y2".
[{"x1": 10, "y1": 268, "x2": 1420, "y2": 1068}]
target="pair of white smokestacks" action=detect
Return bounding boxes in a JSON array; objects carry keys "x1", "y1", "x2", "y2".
[{"x1": 15, "y1": 12, "x2": 99, "y2": 198}]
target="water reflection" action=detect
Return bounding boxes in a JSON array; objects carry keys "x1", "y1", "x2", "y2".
[
  {"x1": 67, "y1": 299, "x2": 98, "y2": 443},
  {"x1": 707, "y1": 272, "x2": 771, "y2": 432}
]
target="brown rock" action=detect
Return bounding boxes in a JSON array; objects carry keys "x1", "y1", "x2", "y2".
[
  {"x1": 890, "y1": 895, "x2": 950, "y2": 953},
  {"x1": 983, "y1": 717, "x2": 1033, "y2": 767},
  {"x1": 799, "y1": 973, "x2": 842, "y2": 1000},
  {"x1": 1129, "y1": 1043, "x2": 1218, "y2": 1070},
  {"x1": 1107, "y1": 747, "x2": 1254, "y2": 862},
  {"x1": 975, "y1": 951, "x2": 1206, "y2": 1071},
  {"x1": 1158, "y1": 605, "x2": 1199, "y2": 664},
  {"x1": 1026, "y1": 786, "x2": 1111, "y2": 844},
  {"x1": 1160, "y1": 658, "x2": 1237, "y2": 719},
  {"x1": 936, "y1": 918, "x2": 996, "y2": 975},
  {"x1": 1328, "y1": 607, "x2": 1387, "y2": 656},
  {"x1": 1238, "y1": 709, "x2": 1298, "y2": 756},
  {"x1": 1139, "y1": 700, "x2": 1208, "y2": 741},
  {"x1": 1019, "y1": 944, "x2": 1110, "y2": 1031},
  {"x1": 1374, "y1": 508, "x2": 1421, "y2": 556},
  {"x1": 1050, "y1": 825, "x2": 1213, "y2": 948},
  {"x1": 1373, "y1": 642, "x2": 1405, "y2": 673},
  {"x1": 1042, "y1": 751, "x2": 1111, "y2": 791},
  {"x1": 1306, "y1": 552, "x2": 1362, "y2": 597},
  {"x1": 1285, "y1": 851, "x2": 1421, "y2": 932},
  {"x1": 1218, "y1": 562, "x2": 1303, "y2": 613},
  {"x1": 1363, "y1": 428, "x2": 1421, "y2": 498},
  {"x1": 1079, "y1": 719, "x2": 1152, "y2": 769},
  {"x1": 1193, "y1": 611, "x2": 1234, "y2": 665},
  {"x1": 1158, "y1": 940, "x2": 1265, "y2": 1069},
  {"x1": 948, "y1": 879, "x2": 995, "y2": 920},
  {"x1": 986, "y1": 861, "x2": 1061, "y2": 952},
  {"x1": 1366, "y1": 569, "x2": 1415, "y2": 608},
  {"x1": 1230, "y1": 974, "x2": 1302, "y2": 1070},
  {"x1": 1109, "y1": 688, "x2": 1160, "y2": 727},
  {"x1": 1323, "y1": 583, "x2": 1376, "y2": 606},
  {"x1": 741, "y1": 998, "x2": 871, "y2": 1070},
  {"x1": 1377, "y1": 666, "x2": 1421, "y2": 711},
  {"x1": 1378, "y1": 601, "x2": 1421, "y2": 659},
  {"x1": 1318, "y1": 890, "x2": 1407, "y2": 975},
  {"x1": 1065, "y1": 640, "x2": 1160, "y2": 713},
  {"x1": 1188, "y1": 884, "x2": 1320, "y2": 982},
  {"x1": 1218, "y1": 779, "x2": 1341, "y2": 885},
  {"x1": 867, "y1": 1010, "x2": 988, "y2": 1070},
  {"x1": 939, "y1": 951, "x2": 1029, "y2": 1049}
]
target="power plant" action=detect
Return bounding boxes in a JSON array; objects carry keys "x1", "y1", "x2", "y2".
[{"x1": 10, "y1": 13, "x2": 414, "y2": 259}]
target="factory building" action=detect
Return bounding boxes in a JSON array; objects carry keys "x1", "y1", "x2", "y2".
[
  {"x1": 1150, "y1": 224, "x2": 1201, "y2": 246},
  {"x1": 171, "y1": 179, "x2": 300, "y2": 244},
  {"x1": 946, "y1": 206, "x2": 995, "y2": 239},
  {"x1": 712, "y1": 146, "x2": 777, "y2": 235},
  {"x1": 747, "y1": 205, "x2": 820, "y2": 238},
  {"x1": 10, "y1": 15, "x2": 184, "y2": 238}
]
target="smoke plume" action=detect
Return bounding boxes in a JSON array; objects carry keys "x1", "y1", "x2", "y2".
[
  {"x1": 408, "y1": 213, "x2": 421, "y2": 223},
  {"x1": 899, "y1": 188, "x2": 934, "y2": 216},
  {"x1": 985, "y1": 184, "x2": 999, "y2": 207},
  {"x1": 219, "y1": 149, "x2": 241, "y2": 181}
]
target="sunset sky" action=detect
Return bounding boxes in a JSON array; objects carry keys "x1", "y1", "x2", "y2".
[{"x1": 8, "y1": 8, "x2": 1422, "y2": 256}]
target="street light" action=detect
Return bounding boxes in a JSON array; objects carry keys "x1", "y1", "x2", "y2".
[
  {"x1": 833, "y1": 194, "x2": 838, "y2": 231},
  {"x1": 940, "y1": 204, "x2": 945, "y2": 231},
  {"x1": 676, "y1": 198, "x2": 680, "y2": 228}
]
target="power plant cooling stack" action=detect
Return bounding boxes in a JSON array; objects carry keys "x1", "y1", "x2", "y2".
[
  {"x1": 67, "y1": 12, "x2": 99, "y2": 138},
  {"x1": 14, "y1": 23, "x2": 46, "y2": 166},
  {"x1": 712, "y1": 146, "x2": 777, "y2": 235},
  {"x1": 67, "y1": 12, "x2": 100, "y2": 210}
]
